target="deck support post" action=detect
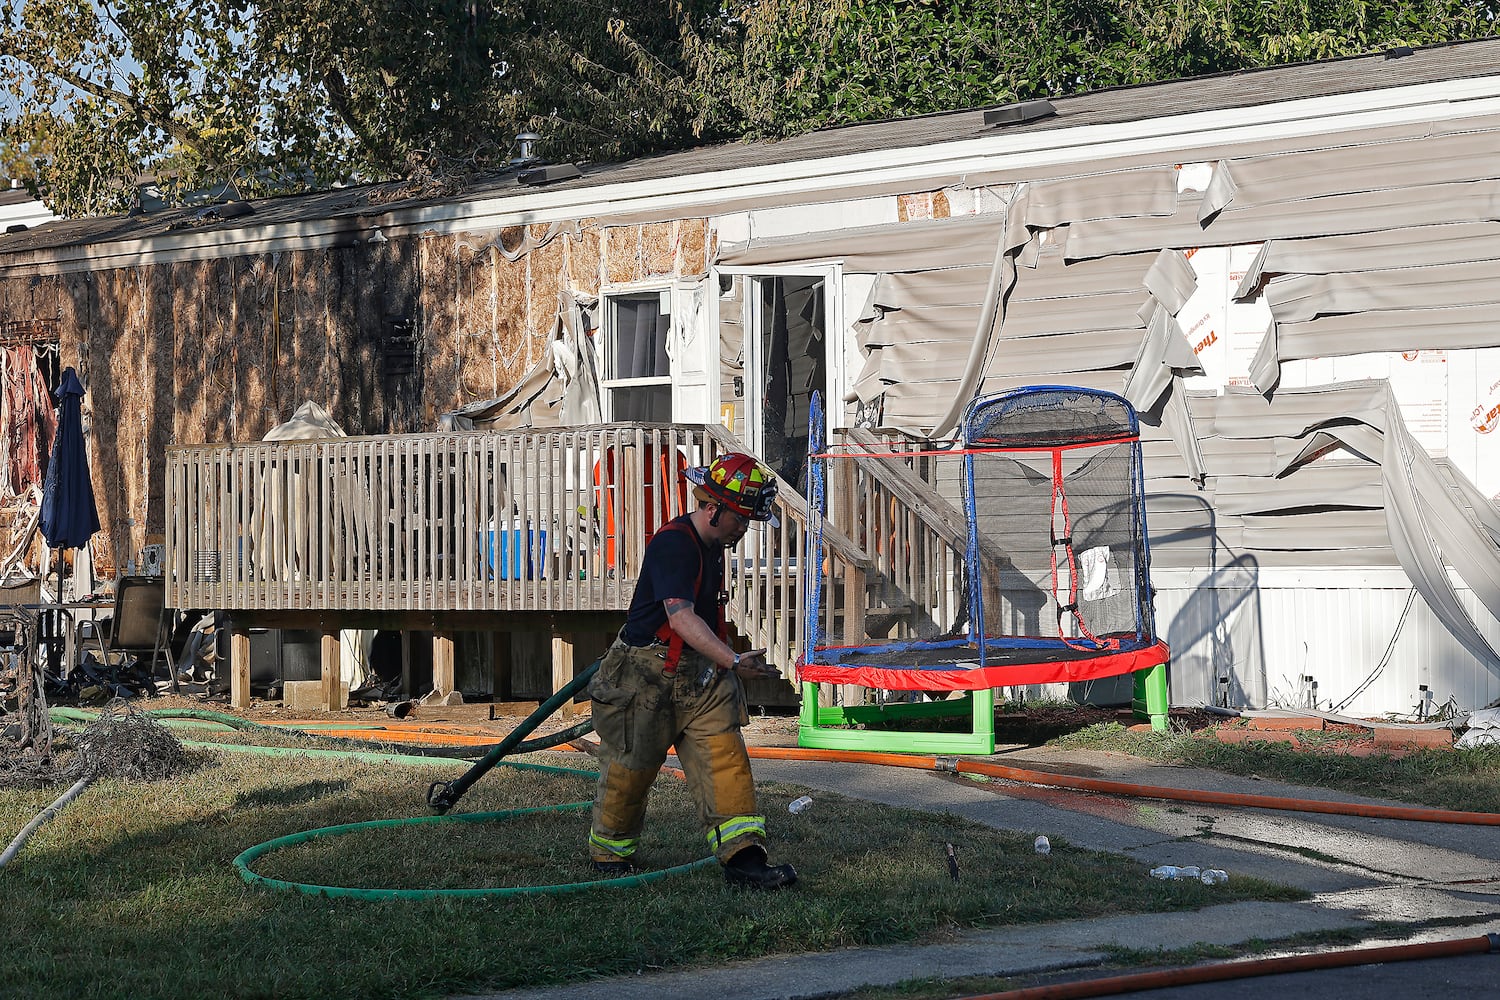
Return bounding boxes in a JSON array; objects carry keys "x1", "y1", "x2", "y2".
[
  {"x1": 320, "y1": 629, "x2": 341, "y2": 711},
  {"x1": 230, "y1": 625, "x2": 251, "y2": 710},
  {"x1": 400, "y1": 630, "x2": 411, "y2": 698},
  {"x1": 552, "y1": 629, "x2": 578, "y2": 718},
  {"x1": 433, "y1": 630, "x2": 455, "y2": 696}
]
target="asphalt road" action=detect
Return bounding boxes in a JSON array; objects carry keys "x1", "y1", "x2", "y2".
[{"x1": 1081, "y1": 953, "x2": 1499, "y2": 999}]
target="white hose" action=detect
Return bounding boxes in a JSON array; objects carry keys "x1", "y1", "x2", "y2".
[{"x1": 0, "y1": 774, "x2": 93, "y2": 870}]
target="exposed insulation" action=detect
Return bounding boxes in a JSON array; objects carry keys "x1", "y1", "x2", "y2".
[
  {"x1": 603, "y1": 226, "x2": 641, "y2": 285},
  {"x1": 489, "y1": 246, "x2": 530, "y2": 387},
  {"x1": 528, "y1": 238, "x2": 565, "y2": 347},
  {"x1": 413, "y1": 237, "x2": 456, "y2": 428},
  {"x1": 677, "y1": 219, "x2": 708, "y2": 276},
  {"x1": 640, "y1": 222, "x2": 676, "y2": 276},
  {"x1": 569, "y1": 224, "x2": 603, "y2": 296}
]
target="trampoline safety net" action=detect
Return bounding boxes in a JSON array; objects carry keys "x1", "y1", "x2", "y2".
[
  {"x1": 968, "y1": 387, "x2": 1151, "y2": 651},
  {"x1": 800, "y1": 385, "x2": 1166, "y2": 692}
]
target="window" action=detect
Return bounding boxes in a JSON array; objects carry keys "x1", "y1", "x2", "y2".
[{"x1": 602, "y1": 291, "x2": 672, "y2": 422}]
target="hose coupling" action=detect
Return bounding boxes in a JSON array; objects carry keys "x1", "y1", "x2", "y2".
[
  {"x1": 427, "y1": 780, "x2": 459, "y2": 814},
  {"x1": 1488, "y1": 932, "x2": 1500, "y2": 952},
  {"x1": 934, "y1": 756, "x2": 958, "y2": 773}
]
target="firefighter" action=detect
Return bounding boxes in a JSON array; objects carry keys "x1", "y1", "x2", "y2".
[{"x1": 586, "y1": 451, "x2": 799, "y2": 890}]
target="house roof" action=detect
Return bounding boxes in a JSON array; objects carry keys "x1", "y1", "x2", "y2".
[{"x1": 2, "y1": 37, "x2": 1498, "y2": 260}]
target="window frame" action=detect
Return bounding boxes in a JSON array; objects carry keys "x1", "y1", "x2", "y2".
[{"x1": 599, "y1": 283, "x2": 676, "y2": 422}]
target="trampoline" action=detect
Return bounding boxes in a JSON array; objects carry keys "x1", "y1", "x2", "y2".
[{"x1": 797, "y1": 386, "x2": 1171, "y2": 754}]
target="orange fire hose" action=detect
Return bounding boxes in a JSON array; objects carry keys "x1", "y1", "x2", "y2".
[
  {"x1": 267, "y1": 723, "x2": 1500, "y2": 826},
  {"x1": 746, "y1": 746, "x2": 1500, "y2": 826},
  {"x1": 954, "y1": 932, "x2": 1500, "y2": 999}
]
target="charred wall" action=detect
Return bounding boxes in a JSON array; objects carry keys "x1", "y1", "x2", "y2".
[{"x1": 0, "y1": 216, "x2": 708, "y2": 575}]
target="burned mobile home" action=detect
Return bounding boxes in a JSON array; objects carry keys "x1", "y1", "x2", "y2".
[{"x1": 1, "y1": 39, "x2": 1499, "y2": 718}]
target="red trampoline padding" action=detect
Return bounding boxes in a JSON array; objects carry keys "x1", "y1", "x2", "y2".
[{"x1": 798, "y1": 641, "x2": 1169, "y2": 691}]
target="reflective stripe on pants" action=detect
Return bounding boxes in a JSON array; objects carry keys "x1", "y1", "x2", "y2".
[{"x1": 588, "y1": 642, "x2": 763, "y2": 863}]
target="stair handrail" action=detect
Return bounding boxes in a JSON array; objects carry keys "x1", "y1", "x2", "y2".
[
  {"x1": 842, "y1": 427, "x2": 1013, "y2": 571},
  {"x1": 701, "y1": 425, "x2": 871, "y2": 571}
]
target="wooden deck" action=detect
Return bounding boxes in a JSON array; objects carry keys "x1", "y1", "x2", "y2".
[{"x1": 166, "y1": 423, "x2": 892, "y2": 710}]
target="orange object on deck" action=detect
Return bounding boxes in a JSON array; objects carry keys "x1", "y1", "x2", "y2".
[{"x1": 592, "y1": 446, "x2": 690, "y2": 568}]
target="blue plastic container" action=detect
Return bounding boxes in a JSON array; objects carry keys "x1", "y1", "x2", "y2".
[{"x1": 488, "y1": 528, "x2": 548, "y2": 580}]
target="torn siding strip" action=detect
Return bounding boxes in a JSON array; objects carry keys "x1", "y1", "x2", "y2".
[
  {"x1": 1017, "y1": 168, "x2": 1179, "y2": 229},
  {"x1": 984, "y1": 328, "x2": 1143, "y2": 376},
  {"x1": 998, "y1": 288, "x2": 1150, "y2": 337},
  {"x1": 1213, "y1": 462, "x2": 1384, "y2": 515},
  {"x1": 1142, "y1": 249, "x2": 1197, "y2": 314},
  {"x1": 1122, "y1": 306, "x2": 1199, "y2": 412},
  {"x1": 1239, "y1": 509, "x2": 1390, "y2": 550},
  {"x1": 1066, "y1": 179, "x2": 1500, "y2": 260},
  {"x1": 715, "y1": 212, "x2": 1004, "y2": 270},
  {"x1": 1256, "y1": 304, "x2": 1500, "y2": 392},
  {"x1": 1199, "y1": 126, "x2": 1500, "y2": 222},
  {"x1": 1263, "y1": 258, "x2": 1500, "y2": 324},
  {"x1": 1211, "y1": 381, "x2": 1393, "y2": 439},
  {"x1": 1237, "y1": 222, "x2": 1500, "y2": 295}
]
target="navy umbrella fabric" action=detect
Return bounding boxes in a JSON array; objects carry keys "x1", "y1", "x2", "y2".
[{"x1": 39, "y1": 367, "x2": 101, "y2": 554}]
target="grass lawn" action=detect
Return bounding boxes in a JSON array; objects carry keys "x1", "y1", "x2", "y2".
[
  {"x1": 1053, "y1": 722, "x2": 1500, "y2": 813},
  {"x1": 1, "y1": 740, "x2": 1304, "y2": 1000}
]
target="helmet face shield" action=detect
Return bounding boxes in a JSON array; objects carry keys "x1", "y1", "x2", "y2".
[{"x1": 685, "y1": 453, "x2": 780, "y2": 527}]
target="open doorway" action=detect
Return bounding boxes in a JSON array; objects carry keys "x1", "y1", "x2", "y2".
[{"x1": 751, "y1": 275, "x2": 828, "y2": 495}]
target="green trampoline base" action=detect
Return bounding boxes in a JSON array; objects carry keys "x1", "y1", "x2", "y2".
[{"x1": 797, "y1": 661, "x2": 1170, "y2": 754}]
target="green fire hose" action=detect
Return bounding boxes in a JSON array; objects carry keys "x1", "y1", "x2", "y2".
[
  {"x1": 49, "y1": 658, "x2": 720, "y2": 898},
  {"x1": 425, "y1": 657, "x2": 601, "y2": 812}
]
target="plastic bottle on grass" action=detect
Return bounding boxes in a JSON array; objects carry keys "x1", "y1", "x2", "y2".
[
  {"x1": 788, "y1": 795, "x2": 813, "y2": 815},
  {"x1": 1201, "y1": 869, "x2": 1229, "y2": 885},
  {"x1": 1149, "y1": 865, "x2": 1182, "y2": 880},
  {"x1": 1178, "y1": 865, "x2": 1201, "y2": 879},
  {"x1": 1033, "y1": 835, "x2": 1051, "y2": 855}
]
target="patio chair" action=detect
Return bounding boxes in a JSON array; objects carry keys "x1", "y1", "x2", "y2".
[{"x1": 80, "y1": 576, "x2": 173, "y2": 679}]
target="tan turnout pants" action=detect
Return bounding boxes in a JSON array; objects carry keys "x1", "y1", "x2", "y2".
[{"x1": 587, "y1": 639, "x2": 765, "y2": 864}]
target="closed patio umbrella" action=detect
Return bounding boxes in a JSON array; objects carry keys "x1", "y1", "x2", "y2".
[{"x1": 39, "y1": 367, "x2": 101, "y2": 594}]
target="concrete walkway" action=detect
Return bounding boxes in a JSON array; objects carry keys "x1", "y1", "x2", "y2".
[{"x1": 457, "y1": 745, "x2": 1500, "y2": 1000}]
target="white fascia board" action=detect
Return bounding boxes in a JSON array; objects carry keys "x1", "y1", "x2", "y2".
[{"x1": 9, "y1": 74, "x2": 1500, "y2": 277}]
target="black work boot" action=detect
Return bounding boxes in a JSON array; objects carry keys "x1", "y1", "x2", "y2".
[
  {"x1": 723, "y1": 845, "x2": 798, "y2": 890},
  {"x1": 590, "y1": 859, "x2": 641, "y2": 877}
]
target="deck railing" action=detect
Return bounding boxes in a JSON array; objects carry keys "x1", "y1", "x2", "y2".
[{"x1": 166, "y1": 423, "x2": 874, "y2": 674}]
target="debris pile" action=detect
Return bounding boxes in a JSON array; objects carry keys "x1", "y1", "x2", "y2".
[{"x1": 64, "y1": 699, "x2": 189, "y2": 783}]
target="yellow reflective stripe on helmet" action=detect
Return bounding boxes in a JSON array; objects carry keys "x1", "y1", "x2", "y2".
[
  {"x1": 707, "y1": 815, "x2": 765, "y2": 849},
  {"x1": 589, "y1": 831, "x2": 638, "y2": 857}
]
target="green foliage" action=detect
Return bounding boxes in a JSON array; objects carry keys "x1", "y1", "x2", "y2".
[
  {"x1": 717, "y1": 0, "x2": 1500, "y2": 138},
  {"x1": 1, "y1": 0, "x2": 1496, "y2": 217},
  {"x1": 0, "y1": 1, "x2": 738, "y2": 217}
]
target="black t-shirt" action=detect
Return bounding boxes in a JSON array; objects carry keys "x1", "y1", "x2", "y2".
[{"x1": 621, "y1": 514, "x2": 723, "y2": 646}]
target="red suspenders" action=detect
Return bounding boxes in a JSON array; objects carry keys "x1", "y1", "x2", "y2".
[{"x1": 651, "y1": 519, "x2": 729, "y2": 674}]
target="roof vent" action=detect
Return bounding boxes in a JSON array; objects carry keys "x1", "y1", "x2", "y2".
[
  {"x1": 513, "y1": 132, "x2": 542, "y2": 166},
  {"x1": 4, "y1": 223, "x2": 27, "y2": 234},
  {"x1": 518, "y1": 163, "x2": 582, "y2": 187},
  {"x1": 984, "y1": 99, "x2": 1056, "y2": 128},
  {"x1": 1384, "y1": 45, "x2": 1415, "y2": 59},
  {"x1": 194, "y1": 201, "x2": 254, "y2": 222}
]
